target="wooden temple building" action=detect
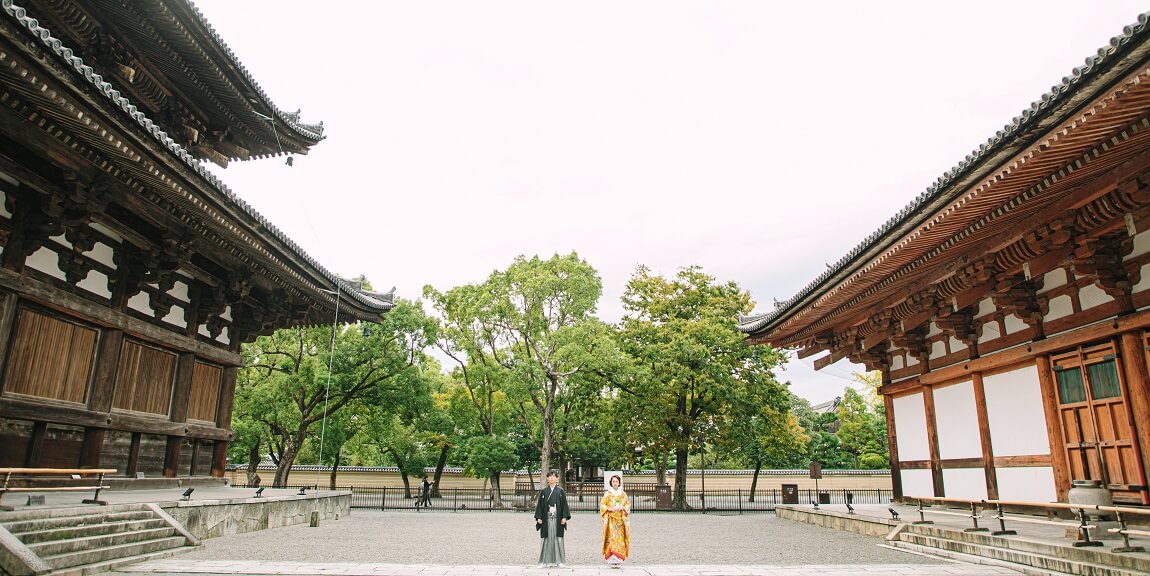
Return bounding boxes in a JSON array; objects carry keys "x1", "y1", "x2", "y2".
[
  {"x1": 0, "y1": 0, "x2": 392, "y2": 479},
  {"x1": 740, "y1": 13, "x2": 1150, "y2": 505}
]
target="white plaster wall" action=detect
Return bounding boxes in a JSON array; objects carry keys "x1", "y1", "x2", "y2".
[
  {"x1": 128, "y1": 292, "x2": 151, "y2": 315},
  {"x1": 26, "y1": 247, "x2": 65, "y2": 280},
  {"x1": 1044, "y1": 294, "x2": 1073, "y2": 322},
  {"x1": 88, "y1": 222, "x2": 123, "y2": 243},
  {"x1": 900, "y1": 469, "x2": 935, "y2": 498},
  {"x1": 926, "y1": 321, "x2": 941, "y2": 338},
  {"x1": 50, "y1": 234, "x2": 70, "y2": 249},
  {"x1": 996, "y1": 467, "x2": 1057, "y2": 502},
  {"x1": 77, "y1": 270, "x2": 111, "y2": 298},
  {"x1": 977, "y1": 298, "x2": 995, "y2": 318},
  {"x1": 983, "y1": 365, "x2": 1050, "y2": 456},
  {"x1": 216, "y1": 326, "x2": 230, "y2": 345},
  {"x1": 1135, "y1": 262, "x2": 1150, "y2": 295},
  {"x1": 893, "y1": 393, "x2": 929, "y2": 460},
  {"x1": 221, "y1": 306, "x2": 232, "y2": 321},
  {"x1": 1038, "y1": 268, "x2": 1068, "y2": 294},
  {"x1": 929, "y1": 340, "x2": 947, "y2": 360},
  {"x1": 1129, "y1": 229, "x2": 1150, "y2": 259},
  {"x1": 0, "y1": 189, "x2": 9, "y2": 218},
  {"x1": 168, "y1": 280, "x2": 191, "y2": 303},
  {"x1": 1003, "y1": 313, "x2": 1028, "y2": 335},
  {"x1": 86, "y1": 241, "x2": 115, "y2": 268},
  {"x1": 162, "y1": 306, "x2": 187, "y2": 328},
  {"x1": 949, "y1": 337, "x2": 966, "y2": 355},
  {"x1": 942, "y1": 468, "x2": 988, "y2": 500},
  {"x1": 906, "y1": 355, "x2": 920, "y2": 368},
  {"x1": 891, "y1": 355, "x2": 905, "y2": 371},
  {"x1": 978, "y1": 319, "x2": 1000, "y2": 345},
  {"x1": 934, "y1": 380, "x2": 982, "y2": 459},
  {"x1": 1078, "y1": 284, "x2": 1114, "y2": 309},
  {"x1": 198, "y1": 324, "x2": 211, "y2": 338}
]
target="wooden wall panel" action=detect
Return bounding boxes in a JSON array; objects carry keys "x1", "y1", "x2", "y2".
[
  {"x1": 99, "y1": 429, "x2": 133, "y2": 477},
  {"x1": 0, "y1": 417, "x2": 32, "y2": 467},
  {"x1": 38, "y1": 424, "x2": 83, "y2": 468},
  {"x1": 112, "y1": 340, "x2": 177, "y2": 415},
  {"x1": 187, "y1": 362, "x2": 221, "y2": 423},
  {"x1": 3, "y1": 307, "x2": 97, "y2": 404},
  {"x1": 137, "y1": 434, "x2": 168, "y2": 477}
]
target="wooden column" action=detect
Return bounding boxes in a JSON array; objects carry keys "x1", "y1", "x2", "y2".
[
  {"x1": 189, "y1": 439, "x2": 200, "y2": 476},
  {"x1": 922, "y1": 385, "x2": 945, "y2": 497},
  {"x1": 884, "y1": 393, "x2": 903, "y2": 500},
  {"x1": 971, "y1": 373, "x2": 999, "y2": 500},
  {"x1": 1036, "y1": 354, "x2": 1072, "y2": 501},
  {"x1": 25, "y1": 421, "x2": 47, "y2": 467},
  {"x1": 210, "y1": 366, "x2": 238, "y2": 478},
  {"x1": 79, "y1": 427, "x2": 105, "y2": 469},
  {"x1": 163, "y1": 435, "x2": 182, "y2": 478},
  {"x1": 88, "y1": 329, "x2": 123, "y2": 413},
  {"x1": 0, "y1": 292, "x2": 17, "y2": 384},
  {"x1": 1118, "y1": 331, "x2": 1150, "y2": 505},
  {"x1": 126, "y1": 432, "x2": 141, "y2": 477},
  {"x1": 169, "y1": 353, "x2": 195, "y2": 424}
]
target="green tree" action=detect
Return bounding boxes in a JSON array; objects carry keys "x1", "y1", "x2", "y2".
[
  {"x1": 617, "y1": 265, "x2": 786, "y2": 510},
  {"x1": 836, "y1": 372, "x2": 889, "y2": 469},
  {"x1": 465, "y1": 435, "x2": 519, "y2": 504},
  {"x1": 236, "y1": 299, "x2": 434, "y2": 486}
]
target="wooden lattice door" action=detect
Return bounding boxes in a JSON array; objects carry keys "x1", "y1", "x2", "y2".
[{"x1": 1052, "y1": 342, "x2": 1144, "y2": 502}]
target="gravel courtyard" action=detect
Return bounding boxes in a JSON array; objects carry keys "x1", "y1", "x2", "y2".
[{"x1": 176, "y1": 510, "x2": 940, "y2": 566}]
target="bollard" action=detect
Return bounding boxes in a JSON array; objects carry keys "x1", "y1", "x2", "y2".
[{"x1": 310, "y1": 510, "x2": 319, "y2": 527}]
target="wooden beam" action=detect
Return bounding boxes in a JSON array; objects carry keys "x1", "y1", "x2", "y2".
[
  {"x1": 991, "y1": 454, "x2": 1053, "y2": 467},
  {"x1": 0, "y1": 267, "x2": 241, "y2": 366},
  {"x1": 0, "y1": 397, "x2": 230, "y2": 440},
  {"x1": 1118, "y1": 331, "x2": 1150, "y2": 505},
  {"x1": 922, "y1": 385, "x2": 944, "y2": 497},
  {"x1": 885, "y1": 394, "x2": 903, "y2": 499},
  {"x1": 972, "y1": 373, "x2": 999, "y2": 500},
  {"x1": 0, "y1": 291, "x2": 15, "y2": 387},
  {"x1": 1036, "y1": 354, "x2": 1072, "y2": 502}
]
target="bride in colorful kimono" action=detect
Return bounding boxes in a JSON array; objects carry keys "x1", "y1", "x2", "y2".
[{"x1": 599, "y1": 473, "x2": 631, "y2": 567}]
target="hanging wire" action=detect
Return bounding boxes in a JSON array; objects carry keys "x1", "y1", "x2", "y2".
[
  {"x1": 252, "y1": 111, "x2": 292, "y2": 165},
  {"x1": 312, "y1": 282, "x2": 341, "y2": 511}
]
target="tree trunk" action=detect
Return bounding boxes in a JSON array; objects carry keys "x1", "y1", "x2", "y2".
[
  {"x1": 491, "y1": 470, "x2": 504, "y2": 508},
  {"x1": 540, "y1": 385, "x2": 555, "y2": 478},
  {"x1": 749, "y1": 461, "x2": 762, "y2": 502},
  {"x1": 400, "y1": 471, "x2": 411, "y2": 499},
  {"x1": 328, "y1": 447, "x2": 340, "y2": 490},
  {"x1": 432, "y1": 445, "x2": 449, "y2": 498},
  {"x1": 655, "y1": 452, "x2": 668, "y2": 485},
  {"x1": 246, "y1": 443, "x2": 261, "y2": 485},
  {"x1": 273, "y1": 440, "x2": 301, "y2": 487},
  {"x1": 672, "y1": 447, "x2": 689, "y2": 511}
]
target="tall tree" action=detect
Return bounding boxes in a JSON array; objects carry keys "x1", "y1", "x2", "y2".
[
  {"x1": 236, "y1": 299, "x2": 434, "y2": 486},
  {"x1": 617, "y1": 265, "x2": 786, "y2": 509},
  {"x1": 426, "y1": 252, "x2": 609, "y2": 481}
]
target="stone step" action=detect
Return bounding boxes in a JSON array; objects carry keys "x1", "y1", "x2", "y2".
[
  {"x1": 40, "y1": 535, "x2": 188, "y2": 570},
  {"x1": 43, "y1": 542, "x2": 195, "y2": 576},
  {"x1": 13, "y1": 517, "x2": 169, "y2": 543},
  {"x1": 0, "y1": 503, "x2": 149, "y2": 522},
  {"x1": 28, "y1": 526, "x2": 178, "y2": 557},
  {"x1": 904, "y1": 523, "x2": 1150, "y2": 573},
  {"x1": 888, "y1": 540, "x2": 1077, "y2": 576},
  {"x1": 2, "y1": 510, "x2": 157, "y2": 535},
  {"x1": 899, "y1": 530, "x2": 1147, "y2": 576}
]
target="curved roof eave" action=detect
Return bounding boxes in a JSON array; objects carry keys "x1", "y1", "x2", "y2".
[
  {"x1": 2, "y1": 0, "x2": 386, "y2": 314},
  {"x1": 739, "y1": 11, "x2": 1150, "y2": 338}
]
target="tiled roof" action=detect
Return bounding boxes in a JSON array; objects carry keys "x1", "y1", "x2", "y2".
[
  {"x1": 2, "y1": 0, "x2": 390, "y2": 313},
  {"x1": 738, "y1": 11, "x2": 1150, "y2": 336}
]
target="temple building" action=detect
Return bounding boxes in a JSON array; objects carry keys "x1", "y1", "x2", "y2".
[
  {"x1": 740, "y1": 13, "x2": 1150, "y2": 505},
  {"x1": 0, "y1": 0, "x2": 391, "y2": 479}
]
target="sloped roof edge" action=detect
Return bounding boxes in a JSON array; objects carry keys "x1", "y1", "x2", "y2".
[
  {"x1": 2, "y1": 0, "x2": 388, "y2": 313},
  {"x1": 739, "y1": 11, "x2": 1150, "y2": 337}
]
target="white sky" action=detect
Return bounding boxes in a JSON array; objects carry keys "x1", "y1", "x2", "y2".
[{"x1": 191, "y1": 0, "x2": 1148, "y2": 402}]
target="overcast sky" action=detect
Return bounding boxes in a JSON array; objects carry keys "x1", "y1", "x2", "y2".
[{"x1": 191, "y1": 0, "x2": 1147, "y2": 402}]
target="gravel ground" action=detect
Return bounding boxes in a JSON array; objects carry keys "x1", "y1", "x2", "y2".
[{"x1": 176, "y1": 510, "x2": 941, "y2": 566}]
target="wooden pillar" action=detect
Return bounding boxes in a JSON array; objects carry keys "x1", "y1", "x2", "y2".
[
  {"x1": 126, "y1": 432, "x2": 141, "y2": 477},
  {"x1": 922, "y1": 385, "x2": 945, "y2": 497},
  {"x1": 971, "y1": 373, "x2": 999, "y2": 500},
  {"x1": 1036, "y1": 354, "x2": 1072, "y2": 501},
  {"x1": 163, "y1": 435, "x2": 182, "y2": 478},
  {"x1": 79, "y1": 427, "x2": 105, "y2": 469},
  {"x1": 884, "y1": 393, "x2": 903, "y2": 500},
  {"x1": 189, "y1": 440, "x2": 200, "y2": 476},
  {"x1": 210, "y1": 366, "x2": 238, "y2": 478},
  {"x1": 25, "y1": 421, "x2": 47, "y2": 467},
  {"x1": 1118, "y1": 331, "x2": 1150, "y2": 504},
  {"x1": 169, "y1": 353, "x2": 195, "y2": 424},
  {"x1": 89, "y1": 330, "x2": 123, "y2": 413},
  {"x1": 0, "y1": 292, "x2": 17, "y2": 381}
]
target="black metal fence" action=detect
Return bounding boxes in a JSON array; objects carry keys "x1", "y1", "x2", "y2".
[{"x1": 236, "y1": 484, "x2": 891, "y2": 513}]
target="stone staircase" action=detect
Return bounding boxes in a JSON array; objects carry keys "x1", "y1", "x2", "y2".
[
  {"x1": 890, "y1": 523, "x2": 1150, "y2": 576},
  {"x1": 0, "y1": 503, "x2": 198, "y2": 576}
]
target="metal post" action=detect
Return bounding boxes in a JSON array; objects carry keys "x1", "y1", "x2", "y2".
[
  {"x1": 1073, "y1": 508, "x2": 1103, "y2": 547},
  {"x1": 964, "y1": 502, "x2": 988, "y2": 532},
  {"x1": 914, "y1": 499, "x2": 933, "y2": 525},
  {"x1": 1112, "y1": 511, "x2": 1146, "y2": 553},
  {"x1": 992, "y1": 502, "x2": 1016, "y2": 536}
]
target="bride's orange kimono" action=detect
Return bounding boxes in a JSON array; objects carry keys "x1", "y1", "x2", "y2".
[{"x1": 599, "y1": 485, "x2": 631, "y2": 565}]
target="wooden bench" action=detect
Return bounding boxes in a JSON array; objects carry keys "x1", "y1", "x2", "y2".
[{"x1": 0, "y1": 467, "x2": 116, "y2": 511}]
